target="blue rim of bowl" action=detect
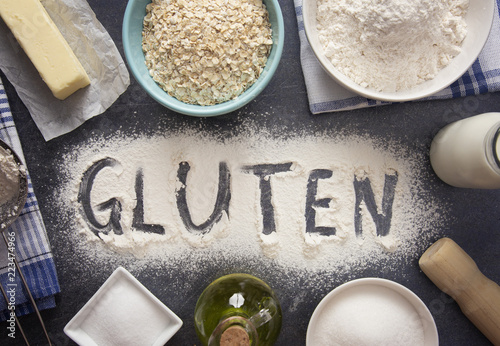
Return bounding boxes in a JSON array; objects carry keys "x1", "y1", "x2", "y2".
[{"x1": 123, "y1": 0, "x2": 285, "y2": 117}]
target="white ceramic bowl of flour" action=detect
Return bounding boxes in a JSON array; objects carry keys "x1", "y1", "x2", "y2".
[
  {"x1": 303, "y1": 0, "x2": 495, "y2": 102},
  {"x1": 306, "y1": 278, "x2": 438, "y2": 345}
]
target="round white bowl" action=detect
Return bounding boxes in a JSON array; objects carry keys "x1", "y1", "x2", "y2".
[
  {"x1": 123, "y1": 0, "x2": 284, "y2": 117},
  {"x1": 302, "y1": 0, "x2": 495, "y2": 102},
  {"x1": 306, "y1": 278, "x2": 439, "y2": 345}
]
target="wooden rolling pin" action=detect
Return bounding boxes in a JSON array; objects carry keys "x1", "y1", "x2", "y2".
[{"x1": 419, "y1": 237, "x2": 500, "y2": 345}]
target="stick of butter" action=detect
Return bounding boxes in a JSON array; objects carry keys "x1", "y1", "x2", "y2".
[{"x1": 0, "y1": 0, "x2": 90, "y2": 100}]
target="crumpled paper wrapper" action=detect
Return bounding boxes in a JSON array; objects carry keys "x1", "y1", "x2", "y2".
[{"x1": 0, "y1": 0, "x2": 130, "y2": 141}]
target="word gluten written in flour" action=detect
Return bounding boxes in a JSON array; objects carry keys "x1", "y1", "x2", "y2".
[{"x1": 77, "y1": 157, "x2": 398, "y2": 240}]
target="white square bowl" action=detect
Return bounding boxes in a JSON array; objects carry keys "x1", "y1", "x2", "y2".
[{"x1": 64, "y1": 267, "x2": 183, "y2": 346}]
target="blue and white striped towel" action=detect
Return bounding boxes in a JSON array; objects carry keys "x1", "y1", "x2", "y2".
[
  {"x1": 0, "y1": 77, "x2": 60, "y2": 321},
  {"x1": 295, "y1": 0, "x2": 500, "y2": 114}
]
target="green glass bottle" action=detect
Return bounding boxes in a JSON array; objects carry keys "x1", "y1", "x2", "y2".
[{"x1": 194, "y1": 273, "x2": 282, "y2": 346}]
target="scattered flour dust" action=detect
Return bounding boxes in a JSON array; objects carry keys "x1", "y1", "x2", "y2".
[
  {"x1": 316, "y1": 0, "x2": 469, "y2": 92},
  {"x1": 52, "y1": 130, "x2": 446, "y2": 277}
]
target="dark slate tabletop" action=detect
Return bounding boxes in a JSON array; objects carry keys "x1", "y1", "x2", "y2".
[{"x1": 1, "y1": 0, "x2": 500, "y2": 345}]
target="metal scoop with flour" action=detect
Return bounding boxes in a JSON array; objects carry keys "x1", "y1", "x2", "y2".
[
  {"x1": 0, "y1": 138, "x2": 51, "y2": 346},
  {"x1": 0, "y1": 138, "x2": 28, "y2": 227}
]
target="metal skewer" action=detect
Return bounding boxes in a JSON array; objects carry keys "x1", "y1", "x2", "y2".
[
  {"x1": 1, "y1": 231, "x2": 52, "y2": 345},
  {"x1": 0, "y1": 278, "x2": 30, "y2": 345}
]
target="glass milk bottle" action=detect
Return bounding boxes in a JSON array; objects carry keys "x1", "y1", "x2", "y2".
[
  {"x1": 194, "y1": 273, "x2": 282, "y2": 346},
  {"x1": 430, "y1": 112, "x2": 500, "y2": 188}
]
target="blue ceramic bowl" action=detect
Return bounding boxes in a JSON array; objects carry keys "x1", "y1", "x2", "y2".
[{"x1": 123, "y1": 0, "x2": 284, "y2": 117}]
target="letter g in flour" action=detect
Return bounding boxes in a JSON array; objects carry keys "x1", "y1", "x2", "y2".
[{"x1": 78, "y1": 158, "x2": 123, "y2": 236}]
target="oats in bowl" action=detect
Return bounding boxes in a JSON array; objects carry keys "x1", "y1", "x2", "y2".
[{"x1": 142, "y1": 0, "x2": 273, "y2": 106}]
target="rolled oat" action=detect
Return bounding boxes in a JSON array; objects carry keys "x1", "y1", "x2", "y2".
[{"x1": 142, "y1": 0, "x2": 273, "y2": 106}]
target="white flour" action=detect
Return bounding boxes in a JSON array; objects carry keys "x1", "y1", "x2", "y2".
[
  {"x1": 316, "y1": 0, "x2": 469, "y2": 92},
  {"x1": 0, "y1": 146, "x2": 19, "y2": 206},
  {"x1": 52, "y1": 128, "x2": 447, "y2": 279}
]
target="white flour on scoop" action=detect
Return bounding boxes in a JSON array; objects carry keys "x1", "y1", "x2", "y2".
[
  {"x1": 0, "y1": 146, "x2": 19, "y2": 206},
  {"x1": 51, "y1": 128, "x2": 447, "y2": 277}
]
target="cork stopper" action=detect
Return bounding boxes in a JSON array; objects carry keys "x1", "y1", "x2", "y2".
[{"x1": 220, "y1": 325, "x2": 250, "y2": 346}]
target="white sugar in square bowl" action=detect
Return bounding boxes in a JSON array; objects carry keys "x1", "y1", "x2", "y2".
[{"x1": 64, "y1": 267, "x2": 182, "y2": 346}]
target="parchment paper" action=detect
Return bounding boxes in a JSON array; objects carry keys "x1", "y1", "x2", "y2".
[{"x1": 0, "y1": 0, "x2": 130, "y2": 141}]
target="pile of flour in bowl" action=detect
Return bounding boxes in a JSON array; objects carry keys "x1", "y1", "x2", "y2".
[
  {"x1": 316, "y1": 0, "x2": 469, "y2": 92},
  {"x1": 52, "y1": 127, "x2": 447, "y2": 277}
]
